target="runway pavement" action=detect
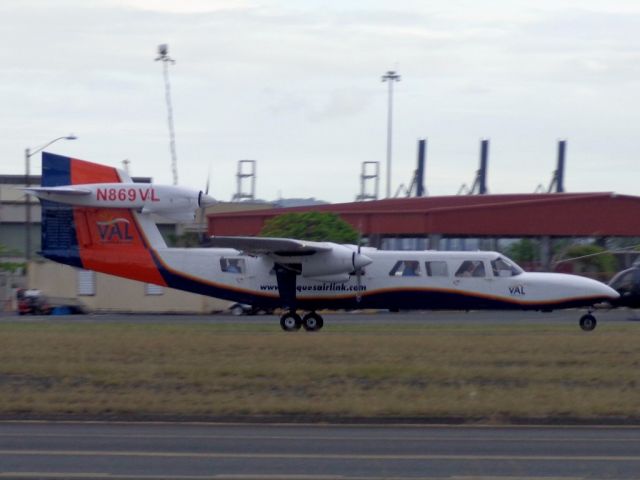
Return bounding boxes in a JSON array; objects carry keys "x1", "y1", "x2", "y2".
[
  {"x1": 0, "y1": 422, "x2": 639, "y2": 479},
  {"x1": 2, "y1": 307, "x2": 639, "y2": 328}
]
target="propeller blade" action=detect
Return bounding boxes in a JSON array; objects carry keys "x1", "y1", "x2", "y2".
[
  {"x1": 352, "y1": 250, "x2": 366, "y2": 303},
  {"x1": 199, "y1": 168, "x2": 212, "y2": 245}
]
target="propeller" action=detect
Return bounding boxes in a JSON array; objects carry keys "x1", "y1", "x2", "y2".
[
  {"x1": 197, "y1": 168, "x2": 215, "y2": 245},
  {"x1": 352, "y1": 229, "x2": 369, "y2": 302}
]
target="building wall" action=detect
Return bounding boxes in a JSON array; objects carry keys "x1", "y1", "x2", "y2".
[
  {"x1": 0, "y1": 223, "x2": 35, "y2": 257},
  {"x1": 28, "y1": 260, "x2": 231, "y2": 314}
]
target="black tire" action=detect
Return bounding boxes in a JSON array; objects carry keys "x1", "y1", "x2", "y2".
[
  {"x1": 579, "y1": 314, "x2": 597, "y2": 332},
  {"x1": 302, "y1": 312, "x2": 324, "y2": 332},
  {"x1": 280, "y1": 312, "x2": 302, "y2": 332}
]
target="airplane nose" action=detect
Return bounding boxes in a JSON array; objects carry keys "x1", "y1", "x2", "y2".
[
  {"x1": 588, "y1": 278, "x2": 620, "y2": 300},
  {"x1": 603, "y1": 284, "x2": 620, "y2": 300}
]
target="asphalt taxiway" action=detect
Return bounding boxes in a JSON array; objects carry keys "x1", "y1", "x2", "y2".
[
  {"x1": 0, "y1": 422, "x2": 639, "y2": 479},
  {"x1": 2, "y1": 307, "x2": 638, "y2": 327}
]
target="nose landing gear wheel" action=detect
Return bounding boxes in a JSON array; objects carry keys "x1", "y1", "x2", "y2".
[
  {"x1": 302, "y1": 312, "x2": 324, "y2": 332},
  {"x1": 280, "y1": 312, "x2": 302, "y2": 332},
  {"x1": 579, "y1": 314, "x2": 597, "y2": 331}
]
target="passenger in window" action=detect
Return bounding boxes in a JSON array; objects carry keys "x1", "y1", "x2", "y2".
[
  {"x1": 221, "y1": 258, "x2": 242, "y2": 273},
  {"x1": 472, "y1": 262, "x2": 485, "y2": 277},
  {"x1": 227, "y1": 260, "x2": 241, "y2": 273},
  {"x1": 402, "y1": 261, "x2": 420, "y2": 277},
  {"x1": 456, "y1": 260, "x2": 484, "y2": 278},
  {"x1": 456, "y1": 261, "x2": 475, "y2": 277}
]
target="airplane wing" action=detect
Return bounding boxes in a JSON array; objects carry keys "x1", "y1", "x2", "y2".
[
  {"x1": 23, "y1": 186, "x2": 92, "y2": 196},
  {"x1": 208, "y1": 236, "x2": 333, "y2": 256}
]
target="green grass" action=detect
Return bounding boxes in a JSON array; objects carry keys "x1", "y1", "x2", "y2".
[{"x1": 0, "y1": 321, "x2": 638, "y2": 421}]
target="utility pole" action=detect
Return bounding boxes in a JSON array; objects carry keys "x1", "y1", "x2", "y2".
[
  {"x1": 155, "y1": 44, "x2": 179, "y2": 185},
  {"x1": 382, "y1": 70, "x2": 401, "y2": 198}
]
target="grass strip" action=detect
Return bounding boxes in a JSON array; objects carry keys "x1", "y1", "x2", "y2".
[{"x1": 0, "y1": 321, "x2": 638, "y2": 421}]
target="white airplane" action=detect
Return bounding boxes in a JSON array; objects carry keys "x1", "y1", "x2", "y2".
[{"x1": 26, "y1": 153, "x2": 620, "y2": 332}]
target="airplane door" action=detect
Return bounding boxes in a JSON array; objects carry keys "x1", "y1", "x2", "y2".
[{"x1": 452, "y1": 259, "x2": 493, "y2": 307}]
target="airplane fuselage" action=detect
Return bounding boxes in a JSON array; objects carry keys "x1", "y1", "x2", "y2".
[{"x1": 146, "y1": 246, "x2": 615, "y2": 312}]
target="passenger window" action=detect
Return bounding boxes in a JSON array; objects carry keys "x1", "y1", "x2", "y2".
[
  {"x1": 389, "y1": 260, "x2": 421, "y2": 277},
  {"x1": 490, "y1": 256, "x2": 523, "y2": 277},
  {"x1": 455, "y1": 260, "x2": 486, "y2": 278},
  {"x1": 425, "y1": 261, "x2": 448, "y2": 277},
  {"x1": 220, "y1": 258, "x2": 245, "y2": 274}
]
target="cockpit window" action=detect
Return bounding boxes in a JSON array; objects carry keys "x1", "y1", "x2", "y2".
[
  {"x1": 455, "y1": 260, "x2": 486, "y2": 278},
  {"x1": 389, "y1": 260, "x2": 421, "y2": 277},
  {"x1": 491, "y1": 256, "x2": 523, "y2": 277},
  {"x1": 220, "y1": 258, "x2": 245, "y2": 274}
]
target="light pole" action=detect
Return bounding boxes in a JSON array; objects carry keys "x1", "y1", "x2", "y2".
[
  {"x1": 24, "y1": 134, "x2": 77, "y2": 260},
  {"x1": 155, "y1": 43, "x2": 179, "y2": 186},
  {"x1": 382, "y1": 70, "x2": 401, "y2": 198}
]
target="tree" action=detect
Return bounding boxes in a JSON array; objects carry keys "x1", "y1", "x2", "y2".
[
  {"x1": 259, "y1": 212, "x2": 359, "y2": 244},
  {"x1": 504, "y1": 238, "x2": 539, "y2": 264}
]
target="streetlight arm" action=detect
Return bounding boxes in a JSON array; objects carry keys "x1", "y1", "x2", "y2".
[
  {"x1": 28, "y1": 134, "x2": 77, "y2": 157},
  {"x1": 24, "y1": 133, "x2": 77, "y2": 261}
]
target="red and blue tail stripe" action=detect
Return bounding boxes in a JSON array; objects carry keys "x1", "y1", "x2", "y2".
[{"x1": 40, "y1": 152, "x2": 167, "y2": 287}]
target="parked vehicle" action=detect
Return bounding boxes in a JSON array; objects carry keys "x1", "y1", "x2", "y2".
[
  {"x1": 229, "y1": 303, "x2": 275, "y2": 316},
  {"x1": 16, "y1": 289, "x2": 86, "y2": 315},
  {"x1": 609, "y1": 263, "x2": 640, "y2": 308}
]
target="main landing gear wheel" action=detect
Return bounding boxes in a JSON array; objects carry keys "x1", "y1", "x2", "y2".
[
  {"x1": 280, "y1": 312, "x2": 302, "y2": 332},
  {"x1": 302, "y1": 312, "x2": 324, "y2": 332},
  {"x1": 579, "y1": 314, "x2": 597, "y2": 332}
]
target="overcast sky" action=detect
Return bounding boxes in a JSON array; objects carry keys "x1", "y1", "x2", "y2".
[{"x1": 1, "y1": 0, "x2": 639, "y2": 202}]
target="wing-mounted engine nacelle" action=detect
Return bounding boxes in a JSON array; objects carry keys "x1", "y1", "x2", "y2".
[
  {"x1": 300, "y1": 245, "x2": 371, "y2": 278},
  {"x1": 24, "y1": 183, "x2": 216, "y2": 222},
  {"x1": 139, "y1": 185, "x2": 215, "y2": 222}
]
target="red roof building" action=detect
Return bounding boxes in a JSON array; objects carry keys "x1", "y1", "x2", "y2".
[{"x1": 208, "y1": 192, "x2": 640, "y2": 238}]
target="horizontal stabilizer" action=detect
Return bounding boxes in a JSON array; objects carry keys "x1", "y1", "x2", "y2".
[
  {"x1": 24, "y1": 186, "x2": 92, "y2": 196},
  {"x1": 208, "y1": 236, "x2": 333, "y2": 255}
]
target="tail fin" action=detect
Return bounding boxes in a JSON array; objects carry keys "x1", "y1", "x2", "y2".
[{"x1": 40, "y1": 153, "x2": 167, "y2": 286}]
